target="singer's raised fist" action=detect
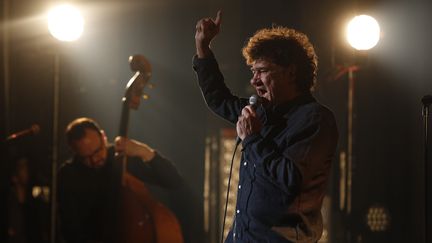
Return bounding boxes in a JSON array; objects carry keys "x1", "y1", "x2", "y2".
[{"x1": 195, "y1": 10, "x2": 222, "y2": 58}]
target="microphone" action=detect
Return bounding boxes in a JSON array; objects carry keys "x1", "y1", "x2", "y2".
[
  {"x1": 236, "y1": 95, "x2": 261, "y2": 145},
  {"x1": 422, "y1": 95, "x2": 432, "y2": 106},
  {"x1": 249, "y1": 94, "x2": 260, "y2": 108},
  {"x1": 6, "y1": 124, "x2": 41, "y2": 141}
]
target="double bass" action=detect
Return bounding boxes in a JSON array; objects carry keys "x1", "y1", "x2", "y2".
[{"x1": 116, "y1": 55, "x2": 183, "y2": 243}]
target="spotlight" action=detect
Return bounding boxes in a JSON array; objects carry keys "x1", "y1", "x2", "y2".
[
  {"x1": 346, "y1": 15, "x2": 380, "y2": 50},
  {"x1": 47, "y1": 4, "x2": 84, "y2": 42}
]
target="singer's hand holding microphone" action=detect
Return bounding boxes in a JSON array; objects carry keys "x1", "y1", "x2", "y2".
[{"x1": 236, "y1": 95, "x2": 263, "y2": 142}]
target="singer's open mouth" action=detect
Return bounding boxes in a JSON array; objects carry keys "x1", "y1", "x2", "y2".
[{"x1": 256, "y1": 88, "x2": 267, "y2": 97}]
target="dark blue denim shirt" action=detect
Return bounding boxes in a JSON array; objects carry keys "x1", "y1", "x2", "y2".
[{"x1": 193, "y1": 54, "x2": 338, "y2": 243}]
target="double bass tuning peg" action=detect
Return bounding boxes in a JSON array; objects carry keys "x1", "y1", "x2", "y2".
[{"x1": 141, "y1": 83, "x2": 154, "y2": 100}]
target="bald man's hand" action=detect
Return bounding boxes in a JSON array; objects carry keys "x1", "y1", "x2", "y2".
[
  {"x1": 195, "y1": 10, "x2": 222, "y2": 58},
  {"x1": 115, "y1": 136, "x2": 155, "y2": 162}
]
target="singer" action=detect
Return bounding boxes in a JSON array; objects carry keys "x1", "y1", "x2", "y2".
[{"x1": 193, "y1": 11, "x2": 338, "y2": 243}]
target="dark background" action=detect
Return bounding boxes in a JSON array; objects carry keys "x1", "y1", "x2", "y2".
[{"x1": 1, "y1": 0, "x2": 431, "y2": 242}]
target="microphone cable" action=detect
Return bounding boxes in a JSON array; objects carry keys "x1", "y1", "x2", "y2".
[
  {"x1": 220, "y1": 95, "x2": 259, "y2": 242},
  {"x1": 220, "y1": 138, "x2": 241, "y2": 243}
]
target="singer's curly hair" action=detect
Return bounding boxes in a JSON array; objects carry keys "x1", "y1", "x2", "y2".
[
  {"x1": 242, "y1": 26, "x2": 318, "y2": 92},
  {"x1": 66, "y1": 117, "x2": 102, "y2": 146}
]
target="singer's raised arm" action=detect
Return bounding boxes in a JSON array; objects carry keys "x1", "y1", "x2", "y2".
[
  {"x1": 193, "y1": 11, "x2": 249, "y2": 123},
  {"x1": 193, "y1": 54, "x2": 248, "y2": 123}
]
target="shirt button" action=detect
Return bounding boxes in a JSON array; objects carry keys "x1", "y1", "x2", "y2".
[
  {"x1": 233, "y1": 233, "x2": 236, "y2": 238},
  {"x1": 238, "y1": 185, "x2": 241, "y2": 189},
  {"x1": 243, "y1": 161, "x2": 247, "y2": 166},
  {"x1": 236, "y1": 209, "x2": 240, "y2": 214}
]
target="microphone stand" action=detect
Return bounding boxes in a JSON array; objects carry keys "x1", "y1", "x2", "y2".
[{"x1": 422, "y1": 95, "x2": 432, "y2": 243}]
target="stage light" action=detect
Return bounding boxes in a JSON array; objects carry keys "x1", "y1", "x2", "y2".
[
  {"x1": 346, "y1": 15, "x2": 380, "y2": 50},
  {"x1": 366, "y1": 205, "x2": 391, "y2": 232},
  {"x1": 47, "y1": 4, "x2": 84, "y2": 42}
]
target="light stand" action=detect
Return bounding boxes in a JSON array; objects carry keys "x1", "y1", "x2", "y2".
[
  {"x1": 346, "y1": 65, "x2": 360, "y2": 215},
  {"x1": 50, "y1": 51, "x2": 60, "y2": 243},
  {"x1": 422, "y1": 95, "x2": 432, "y2": 243},
  {"x1": 47, "y1": 4, "x2": 84, "y2": 242},
  {"x1": 2, "y1": 0, "x2": 11, "y2": 135},
  {"x1": 333, "y1": 64, "x2": 360, "y2": 243}
]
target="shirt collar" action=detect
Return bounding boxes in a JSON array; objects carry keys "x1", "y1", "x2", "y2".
[{"x1": 257, "y1": 93, "x2": 316, "y2": 124}]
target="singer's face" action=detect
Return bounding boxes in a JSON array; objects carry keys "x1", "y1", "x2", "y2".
[
  {"x1": 250, "y1": 59, "x2": 297, "y2": 104},
  {"x1": 72, "y1": 128, "x2": 108, "y2": 169}
]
